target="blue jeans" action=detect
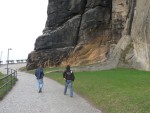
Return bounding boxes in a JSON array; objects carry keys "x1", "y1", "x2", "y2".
[
  {"x1": 64, "y1": 80, "x2": 73, "y2": 97},
  {"x1": 37, "y1": 79, "x2": 43, "y2": 91}
]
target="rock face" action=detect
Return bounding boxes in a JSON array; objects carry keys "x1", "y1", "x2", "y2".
[
  {"x1": 112, "y1": 0, "x2": 128, "y2": 42},
  {"x1": 131, "y1": 0, "x2": 150, "y2": 70},
  {"x1": 114, "y1": 0, "x2": 150, "y2": 71},
  {"x1": 27, "y1": 0, "x2": 150, "y2": 71},
  {"x1": 27, "y1": 0, "x2": 112, "y2": 69}
]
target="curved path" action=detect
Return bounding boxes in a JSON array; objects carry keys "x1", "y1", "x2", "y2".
[{"x1": 0, "y1": 64, "x2": 102, "y2": 113}]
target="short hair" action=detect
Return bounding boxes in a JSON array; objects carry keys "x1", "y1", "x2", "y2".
[
  {"x1": 37, "y1": 63, "x2": 42, "y2": 67},
  {"x1": 66, "y1": 65, "x2": 70, "y2": 70}
]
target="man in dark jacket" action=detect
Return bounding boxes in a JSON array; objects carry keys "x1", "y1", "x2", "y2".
[
  {"x1": 35, "y1": 64, "x2": 44, "y2": 93},
  {"x1": 63, "y1": 65, "x2": 75, "y2": 97}
]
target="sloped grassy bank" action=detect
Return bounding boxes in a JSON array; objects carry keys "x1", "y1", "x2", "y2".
[{"x1": 44, "y1": 68, "x2": 150, "y2": 113}]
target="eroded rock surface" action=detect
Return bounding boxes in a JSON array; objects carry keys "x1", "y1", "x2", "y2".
[{"x1": 27, "y1": 0, "x2": 150, "y2": 71}]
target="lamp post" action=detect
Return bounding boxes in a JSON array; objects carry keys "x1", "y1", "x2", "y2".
[{"x1": 7, "y1": 48, "x2": 12, "y2": 75}]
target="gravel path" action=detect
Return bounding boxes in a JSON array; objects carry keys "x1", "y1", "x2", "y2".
[{"x1": 0, "y1": 64, "x2": 102, "y2": 113}]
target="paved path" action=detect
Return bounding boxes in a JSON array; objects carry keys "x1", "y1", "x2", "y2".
[{"x1": 0, "y1": 64, "x2": 102, "y2": 113}]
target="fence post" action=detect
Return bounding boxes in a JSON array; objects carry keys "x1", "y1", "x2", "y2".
[
  {"x1": 11, "y1": 69, "x2": 13, "y2": 87},
  {"x1": 6, "y1": 75, "x2": 8, "y2": 93},
  {"x1": 15, "y1": 70, "x2": 17, "y2": 79}
]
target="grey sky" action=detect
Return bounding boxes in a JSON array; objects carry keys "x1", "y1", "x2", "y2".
[{"x1": 0, "y1": 0, "x2": 47, "y2": 63}]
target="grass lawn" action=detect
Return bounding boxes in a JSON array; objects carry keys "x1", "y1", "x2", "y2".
[
  {"x1": 0, "y1": 72, "x2": 6, "y2": 99},
  {"x1": 0, "y1": 72, "x2": 17, "y2": 100},
  {"x1": 44, "y1": 68, "x2": 150, "y2": 113},
  {"x1": 0, "y1": 72, "x2": 5, "y2": 77}
]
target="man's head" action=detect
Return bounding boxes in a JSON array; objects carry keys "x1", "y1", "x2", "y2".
[
  {"x1": 66, "y1": 65, "x2": 70, "y2": 70},
  {"x1": 37, "y1": 63, "x2": 42, "y2": 68}
]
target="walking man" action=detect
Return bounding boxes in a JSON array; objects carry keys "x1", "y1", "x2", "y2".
[
  {"x1": 63, "y1": 65, "x2": 75, "y2": 97},
  {"x1": 35, "y1": 64, "x2": 44, "y2": 93}
]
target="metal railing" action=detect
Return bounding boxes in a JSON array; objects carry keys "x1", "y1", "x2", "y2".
[{"x1": 0, "y1": 68, "x2": 17, "y2": 99}]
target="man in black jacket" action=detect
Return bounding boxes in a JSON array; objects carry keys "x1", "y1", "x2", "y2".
[{"x1": 63, "y1": 65, "x2": 75, "y2": 97}]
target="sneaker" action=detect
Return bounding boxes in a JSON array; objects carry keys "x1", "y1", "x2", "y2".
[{"x1": 39, "y1": 88, "x2": 42, "y2": 93}]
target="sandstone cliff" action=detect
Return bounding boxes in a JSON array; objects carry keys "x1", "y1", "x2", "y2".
[
  {"x1": 131, "y1": 0, "x2": 150, "y2": 70},
  {"x1": 27, "y1": 0, "x2": 150, "y2": 71}
]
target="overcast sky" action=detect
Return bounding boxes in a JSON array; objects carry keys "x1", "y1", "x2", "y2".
[{"x1": 0, "y1": 0, "x2": 47, "y2": 63}]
